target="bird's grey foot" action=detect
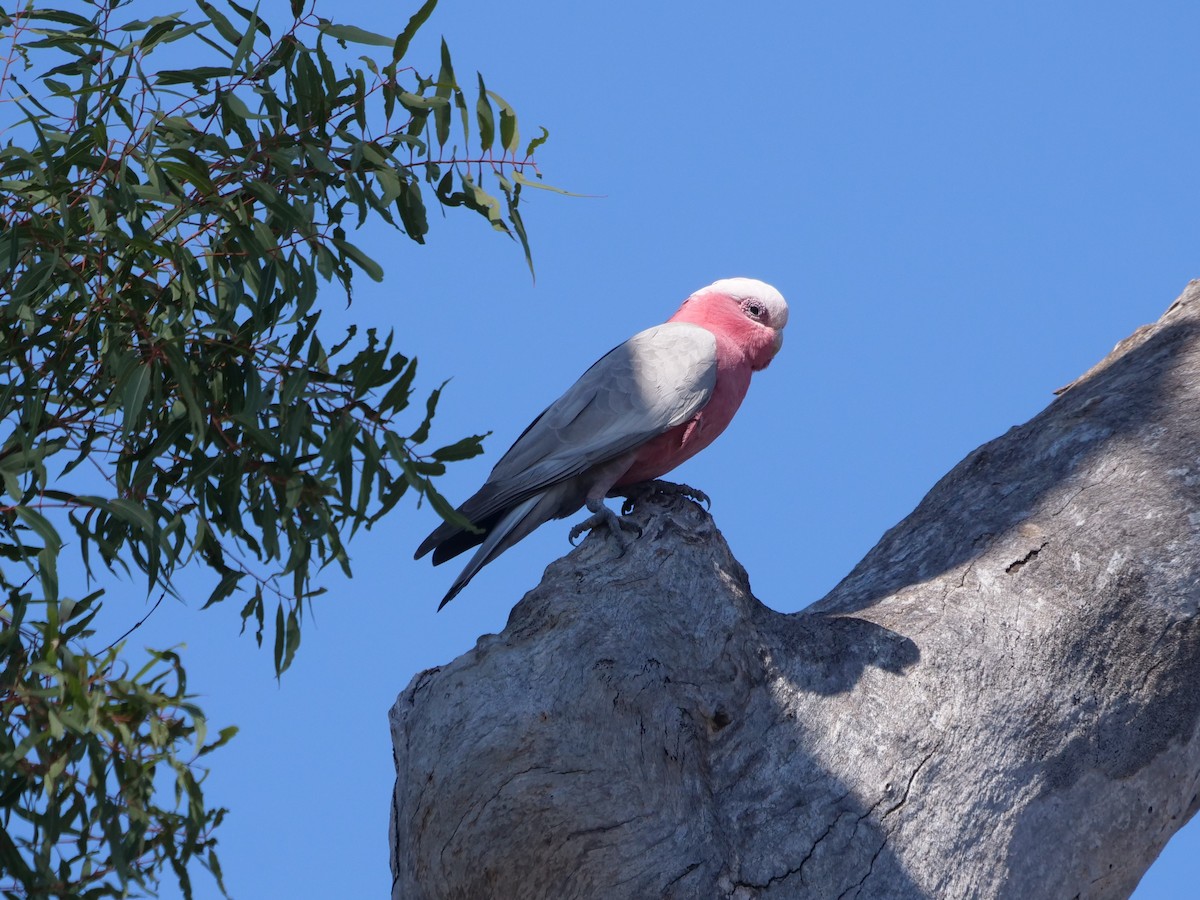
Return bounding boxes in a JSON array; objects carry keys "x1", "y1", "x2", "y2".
[
  {"x1": 613, "y1": 479, "x2": 711, "y2": 516},
  {"x1": 568, "y1": 499, "x2": 642, "y2": 552}
]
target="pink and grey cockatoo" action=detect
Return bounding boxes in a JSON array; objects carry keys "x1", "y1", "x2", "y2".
[{"x1": 416, "y1": 277, "x2": 788, "y2": 608}]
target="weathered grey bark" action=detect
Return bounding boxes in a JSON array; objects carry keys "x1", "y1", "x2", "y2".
[{"x1": 390, "y1": 282, "x2": 1200, "y2": 899}]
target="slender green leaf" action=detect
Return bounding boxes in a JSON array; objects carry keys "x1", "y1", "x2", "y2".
[
  {"x1": 394, "y1": 0, "x2": 438, "y2": 62},
  {"x1": 197, "y1": 0, "x2": 243, "y2": 46},
  {"x1": 488, "y1": 90, "x2": 518, "y2": 153},
  {"x1": 14, "y1": 506, "x2": 62, "y2": 553},
  {"x1": 512, "y1": 169, "x2": 584, "y2": 196},
  {"x1": 431, "y1": 434, "x2": 487, "y2": 463},
  {"x1": 320, "y1": 23, "x2": 394, "y2": 47},
  {"x1": 334, "y1": 238, "x2": 385, "y2": 281},
  {"x1": 475, "y1": 72, "x2": 494, "y2": 151}
]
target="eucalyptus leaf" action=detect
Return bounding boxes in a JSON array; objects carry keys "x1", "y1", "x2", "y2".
[{"x1": 319, "y1": 23, "x2": 393, "y2": 47}]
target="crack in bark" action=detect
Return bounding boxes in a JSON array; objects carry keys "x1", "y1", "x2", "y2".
[
  {"x1": 439, "y1": 764, "x2": 542, "y2": 865},
  {"x1": 663, "y1": 861, "x2": 702, "y2": 892},
  {"x1": 1051, "y1": 464, "x2": 1121, "y2": 519},
  {"x1": 928, "y1": 558, "x2": 978, "y2": 633},
  {"x1": 1006, "y1": 541, "x2": 1049, "y2": 574},
  {"x1": 439, "y1": 766, "x2": 593, "y2": 865},
  {"x1": 565, "y1": 812, "x2": 649, "y2": 842},
  {"x1": 837, "y1": 749, "x2": 937, "y2": 900},
  {"x1": 795, "y1": 809, "x2": 852, "y2": 881},
  {"x1": 405, "y1": 667, "x2": 441, "y2": 712},
  {"x1": 735, "y1": 828, "x2": 831, "y2": 891},
  {"x1": 885, "y1": 749, "x2": 936, "y2": 820}
]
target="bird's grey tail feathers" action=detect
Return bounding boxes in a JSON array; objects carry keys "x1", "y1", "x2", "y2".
[
  {"x1": 413, "y1": 484, "x2": 503, "y2": 562},
  {"x1": 436, "y1": 488, "x2": 565, "y2": 610}
]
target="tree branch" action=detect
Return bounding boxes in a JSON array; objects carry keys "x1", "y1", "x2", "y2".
[{"x1": 390, "y1": 280, "x2": 1200, "y2": 899}]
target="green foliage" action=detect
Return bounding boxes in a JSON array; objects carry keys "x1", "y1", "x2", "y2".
[
  {"x1": 0, "y1": 0, "x2": 554, "y2": 894},
  {"x1": 0, "y1": 589, "x2": 236, "y2": 898}
]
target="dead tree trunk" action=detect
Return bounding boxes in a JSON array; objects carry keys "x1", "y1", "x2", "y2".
[{"x1": 390, "y1": 281, "x2": 1200, "y2": 900}]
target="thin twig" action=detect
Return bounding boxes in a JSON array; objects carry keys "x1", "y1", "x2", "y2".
[{"x1": 101, "y1": 591, "x2": 166, "y2": 653}]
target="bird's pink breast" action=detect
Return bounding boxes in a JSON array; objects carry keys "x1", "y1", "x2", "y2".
[
  {"x1": 614, "y1": 289, "x2": 778, "y2": 487},
  {"x1": 615, "y1": 358, "x2": 752, "y2": 486}
]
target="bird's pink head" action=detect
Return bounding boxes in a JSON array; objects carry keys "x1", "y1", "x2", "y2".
[{"x1": 669, "y1": 277, "x2": 789, "y2": 371}]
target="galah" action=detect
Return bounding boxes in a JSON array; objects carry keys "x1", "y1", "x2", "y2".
[{"x1": 416, "y1": 277, "x2": 788, "y2": 608}]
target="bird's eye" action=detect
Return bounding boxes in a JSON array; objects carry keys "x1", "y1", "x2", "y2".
[{"x1": 746, "y1": 302, "x2": 765, "y2": 319}]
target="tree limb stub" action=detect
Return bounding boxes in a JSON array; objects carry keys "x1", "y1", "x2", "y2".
[{"x1": 390, "y1": 281, "x2": 1200, "y2": 899}]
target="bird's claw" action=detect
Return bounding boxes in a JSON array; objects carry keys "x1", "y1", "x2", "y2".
[
  {"x1": 568, "y1": 504, "x2": 642, "y2": 553},
  {"x1": 616, "y1": 480, "x2": 711, "y2": 515},
  {"x1": 567, "y1": 519, "x2": 590, "y2": 546}
]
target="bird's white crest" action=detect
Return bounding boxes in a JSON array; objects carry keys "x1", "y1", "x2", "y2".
[{"x1": 695, "y1": 277, "x2": 789, "y2": 328}]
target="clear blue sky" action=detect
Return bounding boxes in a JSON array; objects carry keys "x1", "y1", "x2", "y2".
[{"x1": 82, "y1": 1, "x2": 1200, "y2": 896}]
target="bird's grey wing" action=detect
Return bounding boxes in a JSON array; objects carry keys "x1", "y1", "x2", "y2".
[
  {"x1": 414, "y1": 322, "x2": 717, "y2": 564},
  {"x1": 455, "y1": 322, "x2": 717, "y2": 522}
]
